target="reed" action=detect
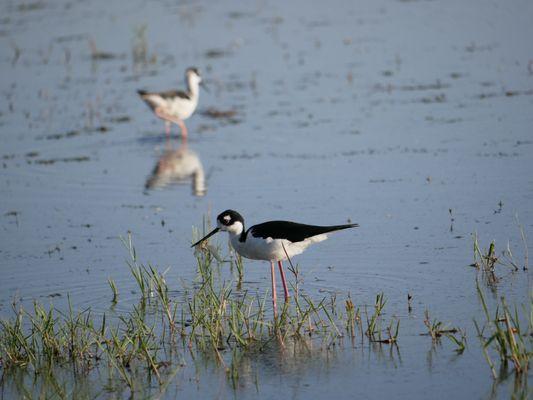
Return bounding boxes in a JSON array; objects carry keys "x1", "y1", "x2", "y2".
[
  {"x1": 471, "y1": 228, "x2": 528, "y2": 289},
  {"x1": 423, "y1": 310, "x2": 458, "y2": 341},
  {"x1": 474, "y1": 281, "x2": 531, "y2": 378},
  {"x1": 344, "y1": 296, "x2": 359, "y2": 338},
  {"x1": 472, "y1": 233, "x2": 499, "y2": 286},
  {"x1": 365, "y1": 292, "x2": 386, "y2": 340},
  {"x1": 108, "y1": 278, "x2": 118, "y2": 303},
  {"x1": 9, "y1": 225, "x2": 529, "y2": 396}
]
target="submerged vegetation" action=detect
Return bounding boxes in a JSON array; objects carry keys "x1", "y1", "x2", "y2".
[{"x1": 0, "y1": 225, "x2": 530, "y2": 397}]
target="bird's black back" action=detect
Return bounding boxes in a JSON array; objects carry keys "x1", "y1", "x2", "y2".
[
  {"x1": 158, "y1": 90, "x2": 191, "y2": 100},
  {"x1": 247, "y1": 221, "x2": 358, "y2": 243},
  {"x1": 137, "y1": 89, "x2": 190, "y2": 100}
]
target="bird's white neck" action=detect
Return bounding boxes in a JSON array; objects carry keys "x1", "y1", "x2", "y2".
[
  {"x1": 187, "y1": 77, "x2": 200, "y2": 99},
  {"x1": 225, "y1": 221, "x2": 245, "y2": 238},
  {"x1": 227, "y1": 221, "x2": 248, "y2": 257}
]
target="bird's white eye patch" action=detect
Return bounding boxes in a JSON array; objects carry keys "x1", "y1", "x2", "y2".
[{"x1": 223, "y1": 215, "x2": 231, "y2": 222}]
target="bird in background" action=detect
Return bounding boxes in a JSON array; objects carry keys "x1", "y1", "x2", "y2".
[
  {"x1": 191, "y1": 210, "x2": 358, "y2": 317},
  {"x1": 138, "y1": 67, "x2": 206, "y2": 143}
]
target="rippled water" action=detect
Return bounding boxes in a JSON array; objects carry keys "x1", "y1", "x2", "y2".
[{"x1": 1, "y1": 0, "x2": 532, "y2": 398}]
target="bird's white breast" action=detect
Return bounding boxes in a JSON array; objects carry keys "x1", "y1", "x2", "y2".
[
  {"x1": 229, "y1": 233, "x2": 328, "y2": 262},
  {"x1": 168, "y1": 96, "x2": 198, "y2": 120}
]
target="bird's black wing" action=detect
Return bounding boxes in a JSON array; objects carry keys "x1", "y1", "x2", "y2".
[
  {"x1": 137, "y1": 89, "x2": 190, "y2": 100},
  {"x1": 248, "y1": 221, "x2": 358, "y2": 243},
  {"x1": 159, "y1": 90, "x2": 190, "y2": 100}
]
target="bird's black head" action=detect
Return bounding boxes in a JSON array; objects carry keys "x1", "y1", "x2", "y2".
[
  {"x1": 216, "y1": 210, "x2": 244, "y2": 231},
  {"x1": 190, "y1": 209, "x2": 245, "y2": 247},
  {"x1": 185, "y1": 67, "x2": 208, "y2": 91},
  {"x1": 186, "y1": 67, "x2": 201, "y2": 78}
]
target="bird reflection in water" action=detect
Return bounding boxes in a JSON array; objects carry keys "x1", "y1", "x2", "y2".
[{"x1": 145, "y1": 142, "x2": 206, "y2": 197}]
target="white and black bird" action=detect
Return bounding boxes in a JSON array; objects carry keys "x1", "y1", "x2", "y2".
[
  {"x1": 191, "y1": 210, "x2": 358, "y2": 316},
  {"x1": 137, "y1": 67, "x2": 206, "y2": 141}
]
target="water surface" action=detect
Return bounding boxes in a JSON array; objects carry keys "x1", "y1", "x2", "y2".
[{"x1": 1, "y1": 0, "x2": 532, "y2": 398}]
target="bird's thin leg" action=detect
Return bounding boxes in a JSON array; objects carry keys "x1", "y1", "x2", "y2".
[
  {"x1": 270, "y1": 261, "x2": 278, "y2": 318},
  {"x1": 278, "y1": 260, "x2": 290, "y2": 301}
]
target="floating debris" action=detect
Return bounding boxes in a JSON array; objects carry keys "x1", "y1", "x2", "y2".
[
  {"x1": 107, "y1": 115, "x2": 131, "y2": 124},
  {"x1": 37, "y1": 126, "x2": 109, "y2": 141},
  {"x1": 205, "y1": 48, "x2": 230, "y2": 59},
  {"x1": 202, "y1": 107, "x2": 237, "y2": 119},
  {"x1": 35, "y1": 156, "x2": 90, "y2": 165}
]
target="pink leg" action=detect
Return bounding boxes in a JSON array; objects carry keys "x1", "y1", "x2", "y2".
[
  {"x1": 154, "y1": 108, "x2": 187, "y2": 145},
  {"x1": 270, "y1": 261, "x2": 278, "y2": 318},
  {"x1": 278, "y1": 261, "x2": 290, "y2": 301}
]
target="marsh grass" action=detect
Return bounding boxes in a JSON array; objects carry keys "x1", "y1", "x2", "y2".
[
  {"x1": 131, "y1": 24, "x2": 158, "y2": 70},
  {"x1": 472, "y1": 223, "x2": 529, "y2": 288},
  {"x1": 422, "y1": 310, "x2": 466, "y2": 353},
  {"x1": 232, "y1": 253, "x2": 245, "y2": 287},
  {"x1": 108, "y1": 278, "x2": 118, "y2": 304},
  {"x1": 423, "y1": 310, "x2": 458, "y2": 340},
  {"x1": 2, "y1": 224, "x2": 529, "y2": 397},
  {"x1": 344, "y1": 296, "x2": 359, "y2": 338},
  {"x1": 361, "y1": 293, "x2": 399, "y2": 344},
  {"x1": 472, "y1": 233, "x2": 500, "y2": 286},
  {"x1": 0, "y1": 231, "x2": 366, "y2": 397},
  {"x1": 474, "y1": 281, "x2": 532, "y2": 379}
]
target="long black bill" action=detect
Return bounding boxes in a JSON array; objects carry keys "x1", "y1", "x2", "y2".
[
  {"x1": 191, "y1": 227, "x2": 219, "y2": 247},
  {"x1": 200, "y1": 81, "x2": 210, "y2": 93}
]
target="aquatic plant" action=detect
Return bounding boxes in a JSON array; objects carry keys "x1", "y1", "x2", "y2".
[
  {"x1": 423, "y1": 310, "x2": 458, "y2": 341},
  {"x1": 361, "y1": 293, "x2": 399, "y2": 344},
  {"x1": 474, "y1": 281, "x2": 532, "y2": 379},
  {"x1": 108, "y1": 277, "x2": 118, "y2": 303},
  {"x1": 422, "y1": 310, "x2": 466, "y2": 353},
  {"x1": 471, "y1": 221, "x2": 529, "y2": 288},
  {"x1": 1, "y1": 224, "x2": 528, "y2": 398},
  {"x1": 0, "y1": 231, "x2": 353, "y2": 397}
]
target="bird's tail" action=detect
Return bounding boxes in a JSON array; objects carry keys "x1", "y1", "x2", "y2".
[
  {"x1": 324, "y1": 223, "x2": 359, "y2": 233},
  {"x1": 137, "y1": 90, "x2": 159, "y2": 111},
  {"x1": 307, "y1": 223, "x2": 359, "y2": 240},
  {"x1": 304, "y1": 222, "x2": 358, "y2": 244}
]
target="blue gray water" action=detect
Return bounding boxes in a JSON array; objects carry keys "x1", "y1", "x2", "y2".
[{"x1": 1, "y1": 0, "x2": 532, "y2": 398}]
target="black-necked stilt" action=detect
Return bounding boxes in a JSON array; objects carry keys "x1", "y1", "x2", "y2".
[
  {"x1": 137, "y1": 67, "x2": 206, "y2": 141},
  {"x1": 191, "y1": 210, "x2": 358, "y2": 316}
]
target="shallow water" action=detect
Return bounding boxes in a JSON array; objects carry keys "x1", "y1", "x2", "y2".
[{"x1": 1, "y1": 0, "x2": 532, "y2": 398}]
